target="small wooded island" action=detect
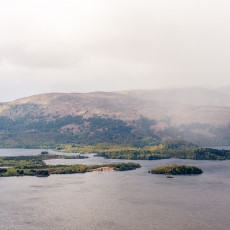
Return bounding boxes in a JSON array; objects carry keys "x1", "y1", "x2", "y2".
[
  {"x1": 149, "y1": 164, "x2": 203, "y2": 175},
  {"x1": 0, "y1": 155, "x2": 141, "y2": 177}
]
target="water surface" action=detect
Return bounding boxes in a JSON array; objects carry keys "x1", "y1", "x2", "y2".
[{"x1": 0, "y1": 149, "x2": 230, "y2": 230}]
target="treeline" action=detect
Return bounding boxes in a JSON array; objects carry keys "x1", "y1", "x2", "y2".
[
  {"x1": 99, "y1": 147, "x2": 230, "y2": 160},
  {"x1": 59, "y1": 140, "x2": 230, "y2": 160}
]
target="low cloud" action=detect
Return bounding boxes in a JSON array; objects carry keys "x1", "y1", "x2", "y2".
[{"x1": 0, "y1": 0, "x2": 230, "y2": 101}]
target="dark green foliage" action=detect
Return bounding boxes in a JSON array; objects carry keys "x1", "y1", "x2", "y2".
[
  {"x1": 58, "y1": 140, "x2": 230, "y2": 160},
  {"x1": 0, "y1": 168, "x2": 7, "y2": 173},
  {"x1": 97, "y1": 150, "x2": 167, "y2": 160},
  {"x1": 35, "y1": 170, "x2": 49, "y2": 177},
  {"x1": 95, "y1": 140, "x2": 230, "y2": 160},
  {"x1": 163, "y1": 140, "x2": 198, "y2": 149},
  {"x1": 150, "y1": 164, "x2": 203, "y2": 175},
  {"x1": 41, "y1": 151, "x2": 49, "y2": 155},
  {"x1": 113, "y1": 162, "x2": 141, "y2": 171},
  {"x1": 0, "y1": 115, "x2": 159, "y2": 148},
  {"x1": 16, "y1": 169, "x2": 24, "y2": 175}
]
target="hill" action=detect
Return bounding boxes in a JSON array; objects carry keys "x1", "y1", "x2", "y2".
[{"x1": 0, "y1": 87, "x2": 230, "y2": 147}]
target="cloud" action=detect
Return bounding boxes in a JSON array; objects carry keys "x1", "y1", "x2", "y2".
[{"x1": 0, "y1": 0, "x2": 230, "y2": 101}]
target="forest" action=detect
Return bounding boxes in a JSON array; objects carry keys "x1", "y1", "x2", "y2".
[
  {"x1": 0, "y1": 115, "x2": 159, "y2": 148},
  {"x1": 58, "y1": 140, "x2": 230, "y2": 160},
  {"x1": 149, "y1": 164, "x2": 203, "y2": 175}
]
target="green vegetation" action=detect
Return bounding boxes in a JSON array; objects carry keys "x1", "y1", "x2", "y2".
[
  {"x1": 0, "y1": 109, "x2": 229, "y2": 160},
  {"x1": 1, "y1": 91, "x2": 230, "y2": 147},
  {"x1": 149, "y1": 164, "x2": 203, "y2": 175},
  {"x1": 1, "y1": 109, "x2": 229, "y2": 149},
  {"x1": 58, "y1": 140, "x2": 230, "y2": 160},
  {"x1": 41, "y1": 151, "x2": 49, "y2": 155},
  {"x1": 0, "y1": 155, "x2": 140, "y2": 177},
  {"x1": 0, "y1": 114, "x2": 159, "y2": 148},
  {"x1": 113, "y1": 162, "x2": 141, "y2": 171}
]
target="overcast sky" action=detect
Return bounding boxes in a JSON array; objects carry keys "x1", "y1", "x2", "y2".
[{"x1": 0, "y1": 0, "x2": 230, "y2": 102}]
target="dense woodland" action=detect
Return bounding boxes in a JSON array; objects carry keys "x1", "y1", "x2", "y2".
[
  {"x1": 149, "y1": 164, "x2": 203, "y2": 175},
  {"x1": 0, "y1": 115, "x2": 159, "y2": 148}
]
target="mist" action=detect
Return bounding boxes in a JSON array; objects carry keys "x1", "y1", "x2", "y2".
[{"x1": 1, "y1": 0, "x2": 230, "y2": 101}]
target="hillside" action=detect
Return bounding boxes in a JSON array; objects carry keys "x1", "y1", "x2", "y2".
[{"x1": 0, "y1": 87, "x2": 230, "y2": 147}]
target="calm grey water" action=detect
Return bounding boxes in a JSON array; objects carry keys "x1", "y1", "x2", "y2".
[
  {"x1": 1, "y1": 149, "x2": 230, "y2": 230},
  {"x1": 0, "y1": 148, "x2": 80, "y2": 156}
]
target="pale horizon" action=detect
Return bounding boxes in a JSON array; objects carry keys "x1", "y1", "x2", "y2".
[
  {"x1": 1, "y1": 0, "x2": 230, "y2": 102},
  {"x1": 1, "y1": 84, "x2": 229, "y2": 103}
]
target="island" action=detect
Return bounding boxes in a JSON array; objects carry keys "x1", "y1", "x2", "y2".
[
  {"x1": 0, "y1": 155, "x2": 141, "y2": 177},
  {"x1": 149, "y1": 164, "x2": 203, "y2": 175}
]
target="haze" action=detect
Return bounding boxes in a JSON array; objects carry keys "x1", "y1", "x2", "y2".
[{"x1": 1, "y1": 0, "x2": 230, "y2": 102}]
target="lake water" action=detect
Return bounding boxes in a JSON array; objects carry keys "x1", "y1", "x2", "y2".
[{"x1": 1, "y1": 149, "x2": 230, "y2": 230}]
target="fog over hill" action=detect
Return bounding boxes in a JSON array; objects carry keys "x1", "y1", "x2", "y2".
[
  {"x1": 124, "y1": 87, "x2": 230, "y2": 107},
  {"x1": 0, "y1": 87, "x2": 230, "y2": 147},
  {"x1": 214, "y1": 86, "x2": 230, "y2": 96}
]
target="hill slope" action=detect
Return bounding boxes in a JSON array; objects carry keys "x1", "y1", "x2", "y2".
[{"x1": 0, "y1": 87, "x2": 230, "y2": 147}]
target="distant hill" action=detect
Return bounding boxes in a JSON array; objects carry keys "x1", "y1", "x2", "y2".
[{"x1": 0, "y1": 87, "x2": 230, "y2": 147}]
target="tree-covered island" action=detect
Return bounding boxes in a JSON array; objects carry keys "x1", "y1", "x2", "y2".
[{"x1": 149, "y1": 164, "x2": 203, "y2": 175}]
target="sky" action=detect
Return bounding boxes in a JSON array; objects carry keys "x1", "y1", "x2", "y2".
[{"x1": 0, "y1": 0, "x2": 230, "y2": 102}]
